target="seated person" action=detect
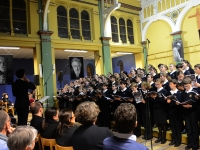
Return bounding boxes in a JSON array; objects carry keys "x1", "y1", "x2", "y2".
[
  {"x1": 7, "y1": 126, "x2": 38, "y2": 150},
  {"x1": 30, "y1": 102, "x2": 44, "y2": 133},
  {"x1": 0, "y1": 110, "x2": 15, "y2": 150},
  {"x1": 55, "y1": 108, "x2": 78, "y2": 146},
  {"x1": 41, "y1": 107, "x2": 59, "y2": 139},
  {"x1": 72, "y1": 101, "x2": 113, "y2": 150},
  {"x1": 2, "y1": 93, "x2": 12, "y2": 107},
  {"x1": 103, "y1": 103, "x2": 149, "y2": 150}
]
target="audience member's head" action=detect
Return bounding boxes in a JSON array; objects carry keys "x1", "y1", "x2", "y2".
[
  {"x1": 57, "y1": 108, "x2": 75, "y2": 135},
  {"x1": 30, "y1": 102, "x2": 43, "y2": 116},
  {"x1": 0, "y1": 110, "x2": 10, "y2": 134},
  {"x1": 75, "y1": 101, "x2": 100, "y2": 125},
  {"x1": 7, "y1": 126, "x2": 38, "y2": 150},
  {"x1": 114, "y1": 103, "x2": 137, "y2": 133},
  {"x1": 43, "y1": 107, "x2": 59, "y2": 129}
]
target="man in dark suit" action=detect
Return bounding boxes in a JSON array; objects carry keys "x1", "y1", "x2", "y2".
[
  {"x1": 70, "y1": 58, "x2": 84, "y2": 79},
  {"x1": 12, "y1": 69, "x2": 36, "y2": 125},
  {"x1": 72, "y1": 101, "x2": 113, "y2": 150},
  {"x1": 30, "y1": 102, "x2": 44, "y2": 133}
]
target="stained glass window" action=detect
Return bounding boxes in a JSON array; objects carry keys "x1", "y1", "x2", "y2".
[
  {"x1": 127, "y1": 19, "x2": 134, "y2": 44},
  {"x1": 111, "y1": 16, "x2": 119, "y2": 43},
  {"x1": 119, "y1": 18, "x2": 126, "y2": 43},
  {"x1": 12, "y1": 0, "x2": 27, "y2": 34},
  {"x1": 70, "y1": 8, "x2": 80, "y2": 39},
  {"x1": 57, "y1": 6, "x2": 68, "y2": 38},
  {"x1": 0, "y1": 0, "x2": 10, "y2": 33},
  {"x1": 81, "y1": 10, "x2": 91, "y2": 40}
]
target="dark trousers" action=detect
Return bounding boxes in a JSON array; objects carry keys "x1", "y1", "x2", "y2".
[
  {"x1": 141, "y1": 107, "x2": 152, "y2": 138},
  {"x1": 169, "y1": 113, "x2": 181, "y2": 144},
  {"x1": 16, "y1": 106, "x2": 29, "y2": 125},
  {"x1": 134, "y1": 104, "x2": 142, "y2": 137},
  {"x1": 184, "y1": 111, "x2": 199, "y2": 149}
]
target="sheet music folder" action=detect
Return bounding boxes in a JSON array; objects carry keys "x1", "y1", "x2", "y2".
[{"x1": 38, "y1": 96, "x2": 50, "y2": 103}]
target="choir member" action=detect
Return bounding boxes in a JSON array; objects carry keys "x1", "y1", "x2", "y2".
[
  {"x1": 179, "y1": 77, "x2": 199, "y2": 150},
  {"x1": 141, "y1": 81, "x2": 152, "y2": 140},
  {"x1": 169, "y1": 63, "x2": 177, "y2": 79},
  {"x1": 167, "y1": 79, "x2": 182, "y2": 147},
  {"x1": 181, "y1": 60, "x2": 195, "y2": 74},
  {"x1": 150, "y1": 78, "x2": 169, "y2": 144},
  {"x1": 176, "y1": 63, "x2": 190, "y2": 75}
]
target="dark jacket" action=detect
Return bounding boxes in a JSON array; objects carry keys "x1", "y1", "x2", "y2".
[
  {"x1": 55, "y1": 125, "x2": 78, "y2": 146},
  {"x1": 72, "y1": 124, "x2": 113, "y2": 150},
  {"x1": 30, "y1": 115, "x2": 44, "y2": 133},
  {"x1": 12, "y1": 79, "x2": 36, "y2": 108},
  {"x1": 41, "y1": 120, "x2": 58, "y2": 139}
]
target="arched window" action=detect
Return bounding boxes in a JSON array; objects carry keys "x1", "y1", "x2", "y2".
[
  {"x1": 111, "y1": 16, "x2": 119, "y2": 42},
  {"x1": 70, "y1": 8, "x2": 80, "y2": 39},
  {"x1": 57, "y1": 6, "x2": 68, "y2": 38},
  {"x1": 119, "y1": 18, "x2": 126, "y2": 43},
  {"x1": 127, "y1": 19, "x2": 134, "y2": 44},
  {"x1": 81, "y1": 10, "x2": 91, "y2": 40},
  {"x1": 12, "y1": 0, "x2": 27, "y2": 34},
  {"x1": 0, "y1": 0, "x2": 10, "y2": 33},
  {"x1": 86, "y1": 64, "x2": 94, "y2": 77}
]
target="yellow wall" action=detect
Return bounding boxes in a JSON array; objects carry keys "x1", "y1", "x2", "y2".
[
  {"x1": 144, "y1": 5, "x2": 200, "y2": 70},
  {"x1": 146, "y1": 20, "x2": 173, "y2": 67},
  {"x1": 181, "y1": 6, "x2": 200, "y2": 67}
]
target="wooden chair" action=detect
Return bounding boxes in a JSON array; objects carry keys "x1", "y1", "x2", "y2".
[
  {"x1": 37, "y1": 134, "x2": 42, "y2": 150},
  {"x1": 55, "y1": 144, "x2": 73, "y2": 150},
  {"x1": 0, "y1": 100, "x2": 5, "y2": 110},
  {"x1": 40, "y1": 137, "x2": 56, "y2": 150}
]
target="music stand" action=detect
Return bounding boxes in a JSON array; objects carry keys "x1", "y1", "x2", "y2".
[{"x1": 38, "y1": 96, "x2": 50, "y2": 108}]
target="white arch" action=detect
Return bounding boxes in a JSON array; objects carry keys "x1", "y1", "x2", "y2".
[
  {"x1": 142, "y1": 15, "x2": 175, "y2": 41},
  {"x1": 175, "y1": 2, "x2": 194, "y2": 31}
]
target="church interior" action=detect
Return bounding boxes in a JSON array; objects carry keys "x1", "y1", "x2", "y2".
[{"x1": 1, "y1": 0, "x2": 200, "y2": 149}]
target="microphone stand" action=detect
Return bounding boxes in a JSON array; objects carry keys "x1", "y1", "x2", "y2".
[
  {"x1": 144, "y1": 39, "x2": 153, "y2": 150},
  {"x1": 43, "y1": 68, "x2": 53, "y2": 108}
]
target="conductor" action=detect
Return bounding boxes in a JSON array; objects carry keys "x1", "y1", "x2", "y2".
[{"x1": 12, "y1": 69, "x2": 36, "y2": 125}]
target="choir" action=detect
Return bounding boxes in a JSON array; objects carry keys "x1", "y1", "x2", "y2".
[{"x1": 56, "y1": 60, "x2": 200, "y2": 150}]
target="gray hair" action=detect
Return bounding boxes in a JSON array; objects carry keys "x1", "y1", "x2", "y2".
[
  {"x1": 7, "y1": 126, "x2": 38, "y2": 150},
  {"x1": 0, "y1": 110, "x2": 9, "y2": 132},
  {"x1": 71, "y1": 58, "x2": 81, "y2": 67}
]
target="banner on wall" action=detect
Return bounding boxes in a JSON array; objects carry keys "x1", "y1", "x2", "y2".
[
  {"x1": 0, "y1": 55, "x2": 13, "y2": 84},
  {"x1": 69, "y1": 57, "x2": 84, "y2": 79},
  {"x1": 172, "y1": 39, "x2": 184, "y2": 62}
]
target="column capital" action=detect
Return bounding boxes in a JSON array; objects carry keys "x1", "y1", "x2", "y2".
[
  {"x1": 99, "y1": 37, "x2": 111, "y2": 41},
  {"x1": 140, "y1": 41, "x2": 147, "y2": 45},
  {"x1": 37, "y1": 30, "x2": 54, "y2": 36},
  {"x1": 170, "y1": 31, "x2": 182, "y2": 36}
]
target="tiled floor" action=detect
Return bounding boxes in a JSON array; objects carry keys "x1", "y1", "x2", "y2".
[{"x1": 137, "y1": 137, "x2": 187, "y2": 150}]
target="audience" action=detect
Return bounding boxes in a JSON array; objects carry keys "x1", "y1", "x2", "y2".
[
  {"x1": 0, "y1": 110, "x2": 14, "y2": 150},
  {"x1": 103, "y1": 103, "x2": 149, "y2": 150},
  {"x1": 55, "y1": 108, "x2": 78, "y2": 146},
  {"x1": 41, "y1": 107, "x2": 59, "y2": 139},
  {"x1": 72, "y1": 101, "x2": 113, "y2": 150},
  {"x1": 30, "y1": 102, "x2": 44, "y2": 133},
  {"x1": 7, "y1": 126, "x2": 38, "y2": 150}
]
